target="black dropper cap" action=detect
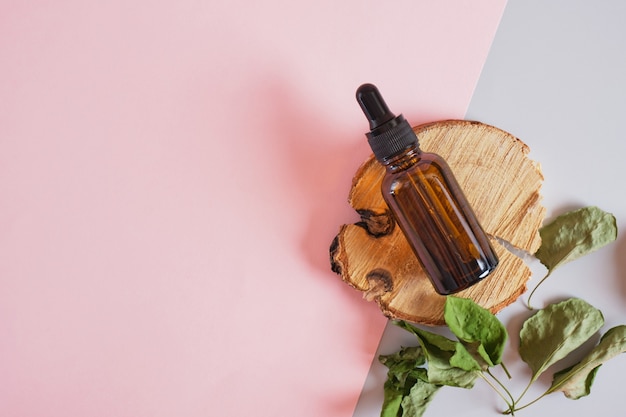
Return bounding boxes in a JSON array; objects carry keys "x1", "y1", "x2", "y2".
[{"x1": 356, "y1": 83, "x2": 418, "y2": 162}]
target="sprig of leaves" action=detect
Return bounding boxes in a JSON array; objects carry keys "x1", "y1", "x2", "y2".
[
  {"x1": 378, "y1": 205, "x2": 622, "y2": 416},
  {"x1": 380, "y1": 298, "x2": 626, "y2": 416},
  {"x1": 380, "y1": 297, "x2": 513, "y2": 416}
]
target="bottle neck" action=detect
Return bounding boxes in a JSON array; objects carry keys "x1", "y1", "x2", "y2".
[{"x1": 380, "y1": 145, "x2": 421, "y2": 173}]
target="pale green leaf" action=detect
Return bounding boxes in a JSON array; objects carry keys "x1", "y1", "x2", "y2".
[
  {"x1": 528, "y1": 207, "x2": 618, "y2": 308},
  {"x1": 547, "y1": 325, "x2": 626, "y2": 399},
  {"x1": 380, "y1": 346, "x2": 427, "y2": 417},
  {"x1": 379, "y1": 345, "x2": 426, "y2": 385},
  {"x1": 450, "y1": 342, "x2": 483, "y2": 372},
  {"x1": 444, "y1": 296, "x2": 508, "y2": 366},
  {"x1": 396, "y1": 321, "x2": 480, "y2": 388},
  {"x1": 396, "y1": 321, "x2": 456, "y2": 351},
  {"x1": 381, "y1": 378, "x2": 404, "y2": 417},
  {"x1": 535, "y1": 206, "x2": 617, "y2": 272},
  {"x1": 399, "y1": 379, "x2": 440, "y2": 417},
  {"x1": 519, "y1": 298, "x2": 604, "y2": 382}
]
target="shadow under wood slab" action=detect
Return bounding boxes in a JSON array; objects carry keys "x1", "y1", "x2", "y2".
[{"x1": 330, "y1": 120, "x2": 545, "y2": 325}]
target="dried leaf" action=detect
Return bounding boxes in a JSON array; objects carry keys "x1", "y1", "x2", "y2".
[
  {"x1": 548, "y1": 325, "x2": 626, "y2": 399},
  {"x1": 381, "y1": 377, "x2": 404, "y2": 417},
  {"x1": 379, "y1": 346, "x2": 437, "y2": 417},
  {"x1": 444, "y1": 296, "x2": 508, "y2": 366},
  {"x1": 535, "y1": 206, "x2": 617, "y2": 272},
  {"x1": 519, "y1": 298, "x2": 604, "y2": 382},
  {"x1": 449, "y1": 342, "x2": 483, "y2": 372},
  {"x1": 528, "y1": 206, "x2": 618, "y2": 308},
  {"x1": 396, "y1": 321, "x2": 480, "y2": 388},
  {"x1": 399, "y1": 380, "x2": 440, "y2": 417},
  {"x1": 379, "y1": 346, "x2": 426, "y2": 386},
  {"x1": 379, "y1": 346, "x2": 426, "y2": 417}
]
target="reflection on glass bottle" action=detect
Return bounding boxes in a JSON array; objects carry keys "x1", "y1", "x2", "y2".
[{"x1": 356, "y1": 83, "x2": 498, "y2": 295}]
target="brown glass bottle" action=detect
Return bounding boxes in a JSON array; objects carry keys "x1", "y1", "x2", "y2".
[{"x1": 356, "y1": 84, "x2": 498, "y2": 295}]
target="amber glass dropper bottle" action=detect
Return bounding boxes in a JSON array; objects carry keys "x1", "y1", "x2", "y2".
[{"x1": 356, "y1": 83, "x2": 499, "y2": 295}]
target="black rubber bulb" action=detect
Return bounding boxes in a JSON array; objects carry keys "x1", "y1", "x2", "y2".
[{"x1": 356, "y1": 83, "x2": 396, "y2": 130}]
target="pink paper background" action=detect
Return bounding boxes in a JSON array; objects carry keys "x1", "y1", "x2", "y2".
[{"x1": 0, "y1": 1, "x2": 505, "y2": 415}]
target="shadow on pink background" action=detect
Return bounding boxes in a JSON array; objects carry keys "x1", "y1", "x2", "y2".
[{"x1": 0, "y1": 1, "x2": 505, "y2": 415}]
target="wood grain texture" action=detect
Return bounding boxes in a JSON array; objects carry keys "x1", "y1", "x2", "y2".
[{"x1": 330, "y1": 120, "x2": 545, "y2": 325}]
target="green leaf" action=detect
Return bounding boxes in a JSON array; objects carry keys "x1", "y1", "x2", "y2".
[
  {"x1": 396, "y1": 321, "x2": 480, "y2": 388},
  {"x1": 379, "y1": 345, "x2": 426, "y2": 385},
  {"x1": 528, "y1": 207, "x2": 617, "y2": 308},
  {"x1": 399, "y1": 380, "x2": 440, "y2": 417},
  {"x1": 535, "y1": 206, "x2": 617, "y2": 272},
  {"x1": 379, "y1": 346, "x2": 437, "y2": 417},
  {"x1": 547, "y1": 325, "x2": 626, "y2": 399},
  {"x1": 381, "y1": 377, "x2": 404, "y2": 417},
  {"x1": 380, "y1": 346, "x2": 426, "y2": 417},
  {"x1": 449, "y1": 342, "x2": 483, "y2": 372},
  {"x1": 444, "y1": 296, "x2": 508, "y2": 366},
  {"x1": 519, "y1": 298, "x2": 604, "y2": 382}
]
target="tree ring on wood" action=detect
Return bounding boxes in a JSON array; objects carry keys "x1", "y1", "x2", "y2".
[{"x1": 330, "y1": 120, "x2": 545, "y2": 325}]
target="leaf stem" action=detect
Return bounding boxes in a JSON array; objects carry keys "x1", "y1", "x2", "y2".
[
  {"x1": 500, "y1": 362, "x2": 512, "y2": 379},
  {"x1": 485, "y1": 369, "x2": 515, "y2": 405},
  {"x1": 526, "y1": 271, "x2": 551, "y2": 310},
  {"x1": 511, "y1": 393, "x2": 548, "y2": 413},
  {"x1": 478, "y1": 372, "x2": 514, "y2": 414}
]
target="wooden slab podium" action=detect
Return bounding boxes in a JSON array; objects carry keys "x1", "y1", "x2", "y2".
[{"x1": 330, "y1": 120, "x2": 545, "y2": 325}]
